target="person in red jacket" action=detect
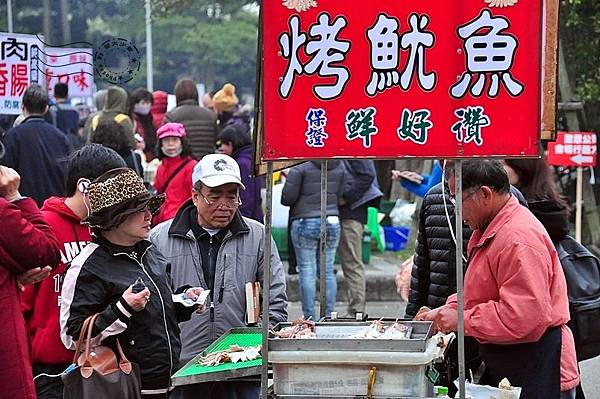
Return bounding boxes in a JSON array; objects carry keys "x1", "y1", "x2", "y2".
[
  {"x1": 20, "y1": 144, "x2": 126, "y2": 399},
  {"x1": 0, "y1": 161, "x2": 60, "y2": 399},
  {"x1": 153, "y1": 122, "x2": 197, "y2": 225},
  {"x1": 152, "y1": 90, "x2": 168, "y2": 130}
]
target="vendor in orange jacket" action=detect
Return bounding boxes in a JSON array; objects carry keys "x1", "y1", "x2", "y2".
[{"x1": 417, "y1": 159, "x2": 579, "y2": 399}]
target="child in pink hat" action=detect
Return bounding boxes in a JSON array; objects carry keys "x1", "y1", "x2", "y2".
[{"x1": 153, "y1": 122, "x2": 198, "y2": 224}]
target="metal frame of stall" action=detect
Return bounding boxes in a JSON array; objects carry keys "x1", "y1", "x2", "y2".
[
  {"x1": 259, "y1": 159, "x2": 466, "y2": 399},
  {"x1": 256, "y1": 1, "x2": 558, "y2": 396}
]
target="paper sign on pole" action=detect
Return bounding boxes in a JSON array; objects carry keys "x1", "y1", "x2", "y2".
[
  {"x1": 0, "y1": 32, "x2": 45, "y2": 114},
  {"x1": 261, "y1": 2, "x2": 543, "y2": 160},
  {"x1": 44, "y1": 48, "x2": 94, "y2": 98},
  {"x1": 547, "y1": 132, "x2": 597, "y2": 168}
]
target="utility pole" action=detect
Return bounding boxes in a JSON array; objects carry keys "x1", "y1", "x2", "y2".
[
  {"x1": 42, "y1": 0, "x2": 51, "y2": 43},
  {"x1": 61, "y1": 0, "x2": 71, "y2": 44},
  {"x1": 7, "y1": 0, "x2": 13, "y2": 33},
  {"x1": 145, "y1": 0, "x2": 154, "y2": 91}
]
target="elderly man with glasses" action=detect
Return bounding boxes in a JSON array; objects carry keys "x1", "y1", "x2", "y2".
[
  {"x1": 417, "y1": 159, "x2": 579, "y2": 399},
  {"x1": 150, "y1": 154, "x2": 287, "y2": 399}
]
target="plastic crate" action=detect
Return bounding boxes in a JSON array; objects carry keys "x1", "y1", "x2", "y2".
[{"x1": 384, "y1": 226, "x2": 410, "y2": 251}]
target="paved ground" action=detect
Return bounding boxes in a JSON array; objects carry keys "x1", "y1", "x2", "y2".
[{"x1": 286, "y1": 301, "x2": 600, "y2": 397}]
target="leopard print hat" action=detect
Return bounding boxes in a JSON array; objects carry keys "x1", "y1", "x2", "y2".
[{"x1": 82, "y1": 168, "x2": 165, "y2": 230}]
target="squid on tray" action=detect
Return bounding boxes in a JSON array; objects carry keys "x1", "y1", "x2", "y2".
[
  {"x1": 199, "y1": 345, "x2": 262, "y2": 366},
  {"x1": 351, "y1": 319, "x2": 411, "y2": 339},
  {"x1": 270, "y1": 317, "x2": 316, "y2": 339}
]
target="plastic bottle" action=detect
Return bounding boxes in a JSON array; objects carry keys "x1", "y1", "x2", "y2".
[{"x1": 435, "y1": 385, "x2": 451, "y2": 398}]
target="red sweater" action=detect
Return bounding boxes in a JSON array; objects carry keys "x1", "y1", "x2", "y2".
[
  {"x1": 20, "y1": 197, "x2": 91, "y2": 365},
  {"x1": 153, "y1": 156, "x2": 197, "y2": 225},
  {"x1": 1, "y1": 198, "x2": 60, "y2": 399}
]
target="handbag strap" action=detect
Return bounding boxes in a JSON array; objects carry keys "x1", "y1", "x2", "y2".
[
  {"x1": 157, "y1": 158, "x2": 191, "y2": 194},
  {"x1": 81, "y1": 313, "x2": 102, "y2": 366},
  {"x1": 81, "y1": 313, "x2": 134, "y2": 374},
  {"x1": 72, "y1": 315, "x2": 94, "y2": 364}
]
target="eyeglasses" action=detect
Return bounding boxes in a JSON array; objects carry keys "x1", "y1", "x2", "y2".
[
  {"x1": 449, "y1": 186, "x2": 480, "y2": 205},
  {"x1": 199, "y1": 192, "x2": 242, "y2": 209}
]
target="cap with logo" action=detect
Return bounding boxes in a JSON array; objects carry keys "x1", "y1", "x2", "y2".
[{"x1": 192, "y1": 154, "x2": 246, "y2": 190}]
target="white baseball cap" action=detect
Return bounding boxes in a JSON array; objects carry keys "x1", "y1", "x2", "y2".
[{"x1": 192, "y1": 154, "x2": 246, "y2": 189}]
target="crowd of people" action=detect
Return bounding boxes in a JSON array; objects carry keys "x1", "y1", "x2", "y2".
[
  {"x1": 0, "y1": 78, "x2": 587, "y2": 399},
  {"x1": 0, "y1": 80, "x2": 276, "y2": 399}
]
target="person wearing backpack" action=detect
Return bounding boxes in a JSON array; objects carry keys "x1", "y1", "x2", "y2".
[
  {"x1": 85, "y1": 86, "x2": 135, "y2": 148},
  {"x1": 153, "y1": 123, "x2": 197, "y2": 225},
  {"x1": 50, "y1": 83, "x2": 82, "y2": 151},
  {"x1": 502, "y1": 156, "x2": 588, "y2": 399}
]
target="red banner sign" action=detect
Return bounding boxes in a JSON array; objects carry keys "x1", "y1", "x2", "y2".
[
  {"x1": 261, "y1": 2, "x2": 543, "y2": 160},
  {"x1": 547, "y1": 132, "x2": 597, "y2": 167}
]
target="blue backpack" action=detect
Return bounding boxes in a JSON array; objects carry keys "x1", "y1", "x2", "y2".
[{"x1": 555, "y1": 235, "x2": 600, "y2": 361}]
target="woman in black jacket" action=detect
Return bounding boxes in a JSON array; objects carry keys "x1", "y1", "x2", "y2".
[{"x1": 60, "y1": 168, "x2": 204, "y2": 399}]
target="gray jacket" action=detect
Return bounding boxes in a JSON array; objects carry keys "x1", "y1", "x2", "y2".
[
  {"x1": 342, "y1": 160, "x2": 383, "y2": 210},
  {"x1": 281, "y1": 161, "x2": 346, "y2": 220},
  {"x1": 149, "y1": 201, "x2": 288, "y2": 365}
]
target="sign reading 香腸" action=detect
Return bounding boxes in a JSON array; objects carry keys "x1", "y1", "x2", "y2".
[
  {"x1": 261, "y1": 1, "x2": 543, "y2": 160},
  {"x1": 0, "y1": 32, "x2": 45, "y2": 115}
]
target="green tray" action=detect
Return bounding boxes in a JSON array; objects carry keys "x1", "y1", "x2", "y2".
[{"x1": 172, "y1": 328, "x2": 263, "y2": 386}]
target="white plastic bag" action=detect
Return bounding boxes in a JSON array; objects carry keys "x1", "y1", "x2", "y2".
[
  {"x1": 455, "y1": 381, "x2": 522, "y2": 399},
  {"x1": 389, "y1": 199, "x2": 416, "y2": 226},
  {"x1": 271, "y1": 183, "x2": 290, "y2": 228}
]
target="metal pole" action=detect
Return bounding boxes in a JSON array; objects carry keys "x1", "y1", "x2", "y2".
[
  {"x1": 261, "y1": 162, "x2": 273, "y2": 399},
  {"x1": 576, "y1": 167, "x2": 583, "y2": 242},
  {"x1": 144, "y1": 0, "x2": 154, "y2": 91},
  {"x1": 60, "y1": 0, "x2": 71, "y2": 44},
  {"x1": 319, "y1": 160, "x2": 328, "y2": 319},
  {"x1": 7, "y1": 0, "x2": 13, "y2": 33},
  {"x1": 455, "y1": 160, "x2": 466, "y2": 399}
]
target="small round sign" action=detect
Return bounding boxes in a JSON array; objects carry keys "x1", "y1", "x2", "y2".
[{"x1": 94, "y1": 38, "x2": 141, "y2": 84}]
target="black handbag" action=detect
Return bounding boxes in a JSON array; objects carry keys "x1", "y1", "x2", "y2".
[{"x1": 62, "y1": 313, "x2": 142, "y2": 399}]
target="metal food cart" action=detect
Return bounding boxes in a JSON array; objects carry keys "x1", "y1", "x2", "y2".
[
  {"x1": 171, "y1": 321, "x2": 448, "y2": 399},
  {"x1": 268, "y1": 320, "x2": 443, "y2": 398}
]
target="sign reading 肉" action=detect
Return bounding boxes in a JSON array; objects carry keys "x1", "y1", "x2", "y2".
[
  {"x1": 261, "y1": 2, "x2": 543, "y2": 160},
  {"x1": 0, "y1": 32, "x2": 45, "y2": 115},
  {"x1": 45, "y1": 48, "x2": 94, "y2": 98},
  {"x1": 547, "y1": 132, "x2": 597, "y2": 168}
]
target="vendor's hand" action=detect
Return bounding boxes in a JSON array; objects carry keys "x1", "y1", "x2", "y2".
[
  {"x1": 414, "y1": 306, "x2": 432, "y2": 320},
  {"x1": 122, "y1": 285, "x2": 151, "y2": 312},
  {"x1": 0, "y1": 166, "x2": 21, "y2": 200},
  {"x1": 185, "y1": 287, "x2": 208, "y2": 313},
  {"x1": 434, "y1": 307, "x2": 458, "y2": 333},
  {"x1": 418, "y1": 307, "x2": 458, "y2": 333},
  {"x1": 415, "y1": 307, "x2": 437, "y2": 322},
  {"x1": 17, "y1": 266, "x2": 52, "y2": 291},
  {"x1": 415, "y1": 307, "x2": 443, "y2": 333}
]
